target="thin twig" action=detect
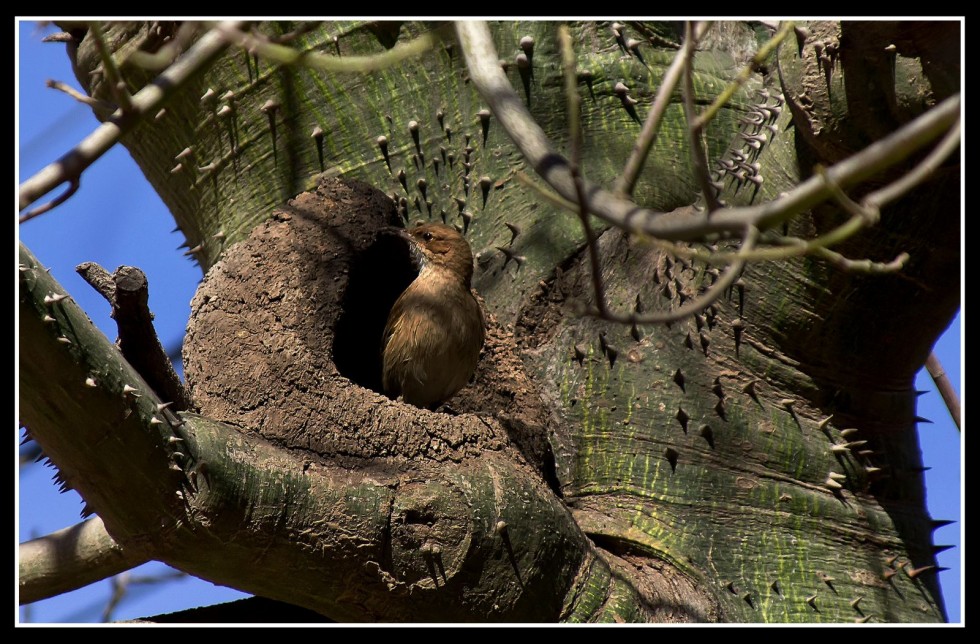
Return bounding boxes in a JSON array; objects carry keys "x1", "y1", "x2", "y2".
[
  {"x1": 865, "y1": 119, "x2": 961, "y2": 209},
  {"x1": 126, "y1": 22, "x2": 204, "y2": 71},
  {"x1": 268, "y1": 20, "x2": 324, "y2": 44},
  {"x1": 515, "y1": 171, "x2": 577, "y2": 211},
  {"x1": 559, "y1": 25, "x2": 608, "y2": 318},
  {"x1": 19, "y1": 179, "x2": 80, "y2": 223},
  {"x1": 615, "y1": 22, "x2": 708, "y2": 197},
  {"x1": 664, "y1": 94, "x2": 959, "y2": 239},
  {"x1": 816, "y1": 165, "x2": 879, "y2": 224},
  {"x1": 45, "y1": 79, "x2": 116, "y2": 111},
  {"x1": 103, "y1": 572, "x2": 129, "y2": 622},
  {"x1": 812, "y1": 248, "x2": 909, "y2": 273},
  {"x1": 682, "y1": 21, "x2": 720, "y2": 213},
  {"x1": 640, "y1": 211, "x2": 878, "y2": 266},
  {"x1": 647, "y1": 117, "x2": 959, "y2": 267},
  {"x1": 19, "y1": 22, "x2": 239, "y2": 217},
  {"x1": 587, "y1": 225, "x2": 760, "y2": 324},
  {"x1": 214, "y1": 22, "x2": 449, "y2": 74},
  {"x1": 692, "y1": 21, "x2": 794, "y2": 131},
  {"x1": 524, "y1": 135, "x2": 948, "y2": 276},
  {"x1": 88, "y1": 21, "x2": 133, "y2": 113},
  {"x1": 457, "y1": 20, "x2": 960, "y2": 242},
  {"x1": 527, "y1": 164, "x2": 906, "y2": 273},
  {"x1": 559, "y1": 25, "x2": 582, "y2": 171},
  {"x1": 925, "y1": 352, "x2": 961, "y2": 431}
]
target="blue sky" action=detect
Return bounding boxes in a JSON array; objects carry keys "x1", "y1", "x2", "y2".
[{"x1": 16, "y1": 20, "x2": 962, "y2": 623}]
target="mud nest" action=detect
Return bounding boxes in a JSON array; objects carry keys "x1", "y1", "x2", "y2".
[{"x1": 183, "y1": 177, "x2": 557, "y2": 483}]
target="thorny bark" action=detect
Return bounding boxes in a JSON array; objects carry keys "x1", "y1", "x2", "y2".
[{"x1": 19, "y1": 20, "x2": 958, "y2": 622}]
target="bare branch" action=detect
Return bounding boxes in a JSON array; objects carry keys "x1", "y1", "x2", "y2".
[
  {"x1": 45, "y1": 79, "x2": 116, "y2": 111},
  {"x1": 812, "y1": 248, "x2": 910, "y2": 273},
  {"x1": 126, "y1": 22, "x2": 204, "y2": 71},
  {"x1": 640, "y1": 209, "x2": 885, "y2": 267},
  {"x1": 76, "y1": 262, "x2": 192, "y2": 411},
  {"x1": 525, "y1": 166, "x2": 910, "y2": 279},
  {"x1": 682, "y1": 21, "x2": 720, "y2": 213},
  {"x1": 692, "y1": 21, "x2": 794, "y2": 131},
  {"x1": 925, "y1": 352, "x2": 961, "y2": 431},
  {"x1": 670, "y1": 123, "x2": 959, "y2": 267},
  {"x1": 559, "y1": 25, "x2": 608, "y2": 318},
  {"x1": 615, "y1": 22, "x2": 707, "y2": 197},
  {"x1": 456, "y1": 20, "x2": 960, "y2": 242},
  {"x1": 559, "y1": 25, "x2": 582, "y2": 171},
  {"x1": 686, "y1": 94, "x2": 959, "y2": 238},
  {"x1": 75, "y1": 261, "x2": 116, "y2": 301},
  {"x1": 515, "y1": 170, "x2": 577, "y2": 211},
  {"x1": 865, "y1": 119, "x2": 961, "y2": 209},
  {"x1": 817, "y1": 165, "x2": 880, "y2": 224},
  {"x1": 19, "y1": 517, "x2": 148, "y2": 605},
  {"x1": 213, "y1": 22, "x2": 449, "y2": 74},
  {"x1": 41, "y1": 31, "x2": 75, "y2": 43},
  {"x1": 18, "y1": 22, "x2": 239, "y2": 215},
  {"x1": 19, "y1": 179, "x2": 80, "y2": 223},
  {"x1": 589, "y1": 226, "x2": 760, "y2": 325},
  {"x1": 267, "y1": 20, "x2": 324, "y2": 44}
]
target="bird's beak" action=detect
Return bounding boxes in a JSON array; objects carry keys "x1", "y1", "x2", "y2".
[
  {"x1": 381, "y1": 226, "x2": 412, "y2": 242},
  {"x1": 382, "y1": 226, "x2": 424, "y2": 268}
]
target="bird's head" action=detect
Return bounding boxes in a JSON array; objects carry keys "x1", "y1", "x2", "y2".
[{"x1": 396, "y1": 223, "x2": 475, "y2": 287}]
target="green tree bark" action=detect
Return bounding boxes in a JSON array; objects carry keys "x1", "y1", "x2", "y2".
[{"x1": 20, "y1": 20, "x2": 958, "y2": 622}]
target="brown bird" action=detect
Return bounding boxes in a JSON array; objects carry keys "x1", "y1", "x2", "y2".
[{"x1": 382, "y1": 223, "x2": 485, "y2": 409}]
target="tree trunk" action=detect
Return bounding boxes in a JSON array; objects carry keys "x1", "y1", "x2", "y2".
[{"x1": 21, "y1": 20, "x2": 958, "y2": 622}]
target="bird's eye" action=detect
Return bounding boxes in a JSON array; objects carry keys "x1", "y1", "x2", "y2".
[{"x1": 422, "y1": 232, "x2": 434, "y2": 242}]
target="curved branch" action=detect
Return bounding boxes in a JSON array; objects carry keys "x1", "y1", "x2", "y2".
[
  {"x1": 18, "y1": 21, "x2": 239, "y2": 215},
  {"x1": 19, "y1": 178, "x2": 79, "y2": 224},
  {"x1": 865, "y1": 119, "x2": 961, "y2": 209},
  {"x1": 642, "y1": 212, "x2": 868, "y2": 265},
  {"x1": 456, "y1": 21, "x2": 960, "y2": 242},
  {"x1": 812, "y1": 248, "x2": 909, "y2": 273},
  {"x1": 19, "y1": 517, "x2": 148, "y2": 605},
  {"x1": 18, "y1": 239, "x2": 639, "y2": 622},
  {"x1": 45, "y1": 78, "x2": 116, "y2": 111},
  {"x1": 213, "y1": 22, "x2": 449, "y2": 73},
  {"x1": 588, "y1": 225, "x2": 759, "y2": 324},
  {"x1": 691, "y1": 21, "x2": 794, "y2": 131}
]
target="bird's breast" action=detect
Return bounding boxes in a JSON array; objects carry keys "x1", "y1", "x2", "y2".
[{"x1": 382, "y1": 270, "x2": 485, "y2": 408}]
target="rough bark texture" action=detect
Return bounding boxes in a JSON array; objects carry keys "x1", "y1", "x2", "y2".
[
  {"x1": 178, "y1": 176, "x2": 720, "y2": 621},
  {"x1": 183, "y1": 177, "x2": 558, "y2": 481},
  {"x1": 27, "y1": 19, "x2": 959, "y2": 622}
]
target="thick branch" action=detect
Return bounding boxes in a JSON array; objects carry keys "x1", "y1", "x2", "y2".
[
  {"x1": 19, "y1": 517, "x2": 148, "y2": 605},
  {"x1": 20, "y1": 243, "x2": 192, "y2": 543},
  {"x1": 19, "y1": 240, "x2": 645, "y2": 622},
  {"x1": 76, "y1": 262, "x2": 191, "y2": 411}
]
